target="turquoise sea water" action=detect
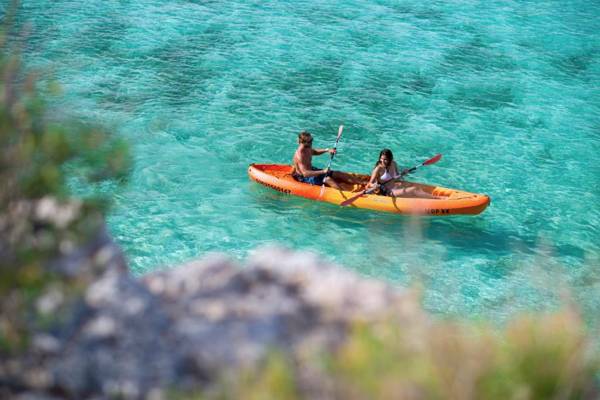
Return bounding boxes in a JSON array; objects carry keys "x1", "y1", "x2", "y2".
[{"x1": 8, "y1": 1, "x2": 599, "y2": 325}]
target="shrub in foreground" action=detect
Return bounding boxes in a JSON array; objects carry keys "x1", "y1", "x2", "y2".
[{"x1": 193, "y1": 308, "x2": 598, "y2": 400}]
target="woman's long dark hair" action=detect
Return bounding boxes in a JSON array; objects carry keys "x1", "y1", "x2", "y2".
[{"x1": 375, "y1": 148, "x2": 394, "y2": 166}]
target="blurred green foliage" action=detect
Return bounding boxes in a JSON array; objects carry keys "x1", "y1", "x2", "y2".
[
  {"x1": 329, "y1": 311, "x2": 598, "y2": 400},
  {"x1": 212, "y1": 352, "x2": 300, "y2": 400},
  {"x1": 0, "y1": 10, "x2": 131, "y2": 351},
  {"x1": 186, "y1": 309, "x2": 598, "y2": 400}
]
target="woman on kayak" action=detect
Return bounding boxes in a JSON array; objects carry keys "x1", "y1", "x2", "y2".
[{"x1": 366, "y1": 149, "x2": 440, "y2": 199}]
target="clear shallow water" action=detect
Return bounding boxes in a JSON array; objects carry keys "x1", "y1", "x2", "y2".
[{"x1": 10, "y1": 1, "x2": 599, "y2": 325}]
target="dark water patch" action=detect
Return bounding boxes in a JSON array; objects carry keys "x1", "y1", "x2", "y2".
[
  {"x1": 442, "y1": 34, "x2": 518, "y2": 74},
  {"x1": 348, "y1": 68, "x2": 434, "y2": 118},
  {"x1": 504, "y1": 112, "x2": 549, "y2": 131},
  {"x1": 272, "y1": 59, "x2": 344, "y2": 108},
  {"x1": 388, "y1": 3, "x2": 446, "y2": 23},
  {"x1": 348, "y1": 29, "x2": 375, "y2": 49},
  {"x1": 447, "y1": 84, "x2": 516, "y2": 110},
  {"x1": 412, "y1": 6, "x2": 445, "y2": 22},
  {"x1": 172, "y1": 129, "x2": 192, "y2": 144},
  {"x1": 144, "y1": 19, "x2": 259, "y2": 103},
  {"x1": 92, "y1": 77, "x2": 141, "y2": 113},
  {"x1": 419, "y1": 219, "x2": 589, "y2": 275},
  {"x1": 224, "y1": 77, "x2": 268, "y2": 111},
  {"x1": 533, "y1": 143, "x2": 560, "y2": 167},
  {"x1": 315, "y1": 209, "x2": 590, "y2": 275},
  {"x1": 13, "y1": 8, "x2": 129, "y2": 63},
  {"x1": 77, "y1": 19, "x2": 128, "y2": 56},
  {"x1": 150, "y1": 29, "x2": 231, "y2": 62},
  {"x1": 13, "y1": 15, "x2": 59, "y2": 56},
  {"x1": 157, "y1": 64, "x2": 218, "y2": 106},
  {"x1": 400, "y1": 72, "x2": 436, "y2": 96},
  {"x1": 149, "y1": 39, "x2": 226, "y2": 105},
  {"x1": 479, "y1": 256, "x2": 521, "y2": 281},
  {"x1": 202, "y1": 21, "x2": 261, "y2": 51},
  {"x1": 388, "y1": 3, "x2": 412, "y2": 16},
  {"x1": 553, "y1": 51, "x2": 597, "y2": 80},
  {"x1": 359, "y1": 92, "x2": 396, "y2": 117},
  {"x1": 185, "y1": 0, "x2": 221, "y2": 5},
  {"x1": 294, "y1": 4, "x2": 353, "y2": 27}
]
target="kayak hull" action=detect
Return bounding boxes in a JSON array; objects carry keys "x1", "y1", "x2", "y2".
[{"x1": 248, "y1": 164, "x2": 490, "y2": 216}]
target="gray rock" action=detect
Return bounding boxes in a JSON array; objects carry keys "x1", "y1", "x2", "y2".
[
  {"x1": 4, "y1": 245, "x2": 424, "y2": 399},
  {"x1": 48, "y1": 269, "x2": 176, "y2": 399}
]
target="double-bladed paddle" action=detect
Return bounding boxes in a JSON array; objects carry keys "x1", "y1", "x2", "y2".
[
  {"x1": 340, "y1": 153, "x2": 442, "y2": 206},
  {"x1": 319, "y1": 124, "x2": 344, "y2": 196}
]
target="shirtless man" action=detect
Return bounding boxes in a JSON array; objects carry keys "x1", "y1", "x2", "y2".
[{"x1": 292, "y1": 131, "x2": 343, "y2": 190}]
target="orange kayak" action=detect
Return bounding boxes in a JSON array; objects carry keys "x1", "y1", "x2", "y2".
[{"x1": 248, "y1": 164, "x2": 490, "y2": 216}]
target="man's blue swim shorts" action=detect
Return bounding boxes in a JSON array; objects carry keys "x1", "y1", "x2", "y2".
[{"x1": 293, "y1": 168, "x2": 332, "y2": 186}]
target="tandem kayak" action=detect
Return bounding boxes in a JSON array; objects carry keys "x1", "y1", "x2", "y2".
[{"x1": 248, "y1": 164, "x2": 490, "y2": 216}]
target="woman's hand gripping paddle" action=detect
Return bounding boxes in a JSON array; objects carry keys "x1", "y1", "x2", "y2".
[
  {"x1": 340, "y1": 153, "x2": 442, "y2": 206},
  {"x1": 319, "y1": 124, "x2": 344, "y2": 197}
]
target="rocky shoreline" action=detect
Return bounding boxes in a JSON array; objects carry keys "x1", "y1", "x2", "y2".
[{"x1": 2, "y1": 225, "x2": 426, "y2": 399}]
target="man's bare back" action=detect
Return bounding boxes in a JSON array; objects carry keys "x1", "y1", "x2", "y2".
[{"x1": 292, "y1": 145, "x2": 315, "y2": 177}]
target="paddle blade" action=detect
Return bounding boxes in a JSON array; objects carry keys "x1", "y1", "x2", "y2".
[
  {"x1": 336, "y1": 125, "x2": 344, "y2": 141},
  {"x1": 423, "y1": 153, "x2": 442, "y2": 166},
  {"x1": 340, "y1": 191, "x2": 365, "y2": 207},
  {"x1": 341, "y1": 186, "x2": 378, "y2": 206}
]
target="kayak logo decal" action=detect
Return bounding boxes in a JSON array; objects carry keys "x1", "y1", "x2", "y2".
[
  {"x1": 254, "y1": 177, "x2": 292, "y2": 195},
  {"x1": 428, "y1": 209, "x2": 450, "y2": 214}
]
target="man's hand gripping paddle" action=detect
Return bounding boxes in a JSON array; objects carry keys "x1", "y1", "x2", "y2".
[
  {"x1": 340, "y1": 153, "x2": 442, "y2": 207},
  {"x1": 319, "y1": 124, "x2": 343, "y2": 197}
]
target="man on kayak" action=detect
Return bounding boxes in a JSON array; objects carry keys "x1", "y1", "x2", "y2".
[{"x1": 292, "y1": 131, "x2": 344, "y2": 189}]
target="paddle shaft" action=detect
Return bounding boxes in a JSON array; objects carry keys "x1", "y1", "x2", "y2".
[
  {"x1": 325, "y1": 125, "x2": 344, "y2": 172},
  {"x1": 319, "y1": 125, "x2": 343, "y2": 197}
]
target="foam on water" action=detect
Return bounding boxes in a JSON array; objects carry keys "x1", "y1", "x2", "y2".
[{"x1": 11, "y1": 0, "x2": 600, "y2": 325}]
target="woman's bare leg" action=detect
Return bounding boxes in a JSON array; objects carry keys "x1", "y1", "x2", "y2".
[
  {"x1": 323, "y1": 176, "x2": 342, "y2": 190},
  {"x1": 390, "y1": 186, "x2": 440, "y2": 199}
]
